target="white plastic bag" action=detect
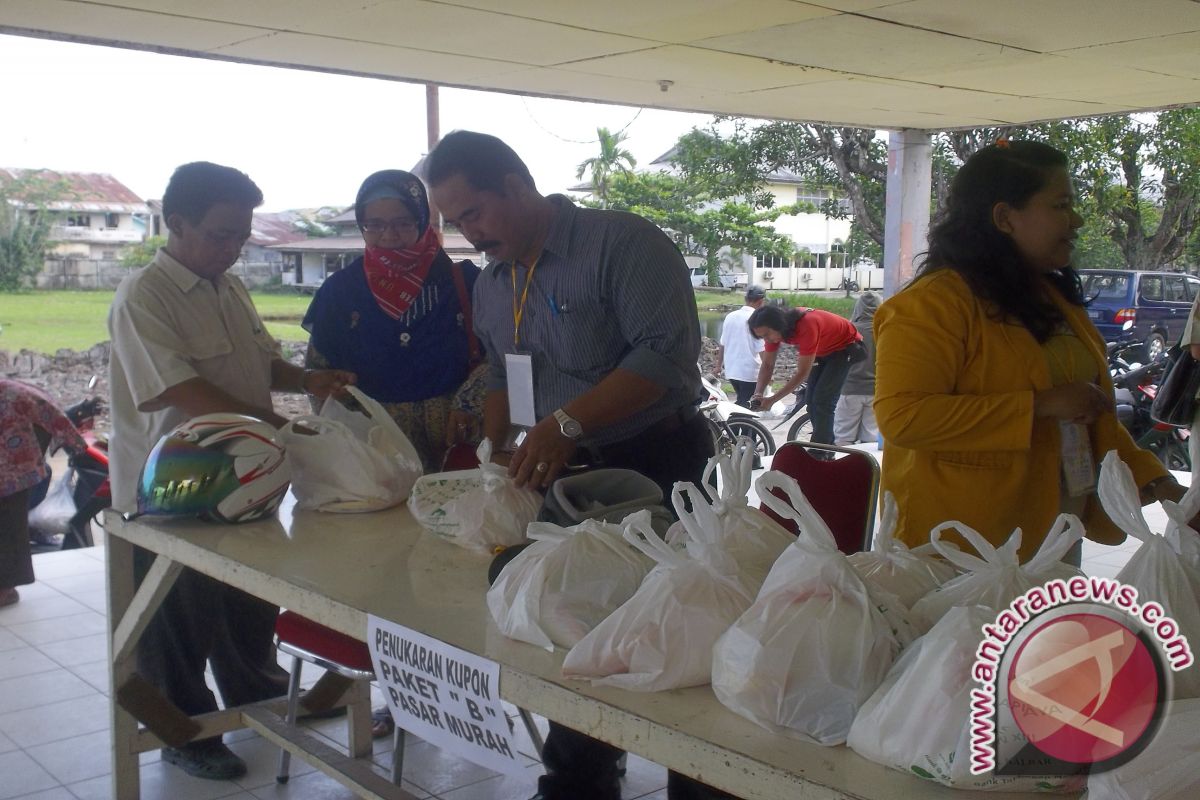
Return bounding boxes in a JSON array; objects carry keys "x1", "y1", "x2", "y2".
[
  {"x1": 561, "y1": 485, "x2": 753, "y2": 691},
  {"x1": 711, "y1": 471, "x2": 912, "y2": 745},
  {"x1": 278, "y1": 386, "x2": 423, "y2": 512},
  {"x1": 847, "y1": 605, "x2": 1084, "y2": 792},
  {"x1": 27, "y1": 468, "x2": 77, "y2": 536},
  {"x1": 908, "y1": 514, "x2": 1085, "y2": 633},
  {"x1": 1099, "y1": 450, "x2": 1200, "y2": 698},
  {"x1": 409, "y1": 439, "x2": 542, "y2": 554},
  {"x1": 846, "y1": 492, "x2": 957, "y2": 609},
  {"x1": 1086, "y1": 698, "x2": 1200, "y2": 800},
  {"x1": 486, "y1": 513, "x2": 654, "y2": 651},
  {"x1": 664, "y1": 441, "x2": 794, "y2": 591}
]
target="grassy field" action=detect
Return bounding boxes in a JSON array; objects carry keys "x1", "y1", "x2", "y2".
[
  {"x1": 0, "y1": 290, "x2": 312, "y2": 353},
  {"x1": 0, "y1": 287, "x2": 858, "y2": 354}
]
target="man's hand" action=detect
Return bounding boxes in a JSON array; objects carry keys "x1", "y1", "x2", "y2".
[
  {"x1": 508, "y1": 416, "x2": 577, "y2": 490},
  {"x1": 303, "y1": 369, "x2": 356, "y2": 399},
  {"x1": 759, "y1": 393, "x2": 781, "y2": 410},
  {"x1": 445, "y1": 409, "x2": 479, "y2": 446}
]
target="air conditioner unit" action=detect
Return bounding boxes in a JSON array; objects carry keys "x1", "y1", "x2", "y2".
[{"x1": 762, "y1": 271, "x2": 774, "y2": 281}]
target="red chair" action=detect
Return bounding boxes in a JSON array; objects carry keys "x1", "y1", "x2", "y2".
[
  {"x1": 273, "y1": 611, "x2": 376, "y2": 783},
  {"x1": 760, "y1": 442, "x2": 880, "y2": 555}
]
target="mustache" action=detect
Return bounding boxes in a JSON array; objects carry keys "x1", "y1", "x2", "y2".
[{"x1": 472, "y1": 240, "x2": 500, "y2": 252}]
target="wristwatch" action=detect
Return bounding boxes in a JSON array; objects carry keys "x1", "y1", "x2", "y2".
[{"x1": 553, "y1": 408, "x2": 583, "y2": 440}]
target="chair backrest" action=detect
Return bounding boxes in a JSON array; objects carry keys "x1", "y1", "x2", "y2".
[{"x1": 760, "y1": 442, "x2": 880, "y2": 555}]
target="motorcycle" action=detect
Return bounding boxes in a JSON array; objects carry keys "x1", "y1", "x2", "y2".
[
  {"x1": 698, "y1": 371, "x2": 777, "y2": 460},
  {"x1": 1109, "y1": 345, "x2": 1191, "y2": 472},
  {"x1": 27, "y1": 377, "x2": 110, "y2": 550}
]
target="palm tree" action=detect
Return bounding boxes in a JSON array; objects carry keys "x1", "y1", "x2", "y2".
[{"x1": 576, "y1": 127, "x2": 637, "y2": 208}]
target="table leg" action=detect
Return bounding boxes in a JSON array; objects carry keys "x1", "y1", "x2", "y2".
[{"x1": 106, "y1": 533, "x2": 140, "y2": 799}]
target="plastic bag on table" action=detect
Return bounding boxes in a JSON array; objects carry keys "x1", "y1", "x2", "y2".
[
  {"x1": 847, "y1": 605, "x2": 1084, "y2": 792},
  {"x1": 278, "y1": 386, "x2": 422, "y2": 512},
  {"x1": 561, "y1": 484, "x2": 753, "y2": 691},
  {"x1": 663, "y1": 440, "x2": 794, "y2": 592},
  {"x1": 907, "y1": 513, "x2": 1085, "y2": 634},
  {"x1": 711, "y1": 471, "x2": 913, "y2": 745},
  {"x1": 27, "y1": 467, "x2": 77, "y2": 537},
  {"x1": 486, "y1": 512, "x2": 654, "y2": 651},
  {"x1": 1161, "y1": 473, "x2": 1200, "y2": 597},
  {"x1": 846, "y1": 491, "x2": 957, "y2": 609},
  {"x1": 1099, "y1": 450, "x2": 1200, "y2": 698},
  {"x1": 409, "y1": 439, "x2": 541, "y2": 554},
  {"x1": 1086, "y1": 698, "x2": 1200, "y2": 800}
]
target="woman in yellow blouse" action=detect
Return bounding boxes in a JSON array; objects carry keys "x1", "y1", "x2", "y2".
[{"x1": 874, "y1": 141, "x2": 1183, "y2": 563}]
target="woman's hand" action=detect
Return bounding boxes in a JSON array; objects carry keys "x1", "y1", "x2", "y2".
[{"x1": 1033, "y1": 382, "x2": 1113, "y2": 424}]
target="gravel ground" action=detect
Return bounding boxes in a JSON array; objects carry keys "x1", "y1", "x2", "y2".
[{"x1": 5, "y1": 335, "x2": 796, "y2": 432}]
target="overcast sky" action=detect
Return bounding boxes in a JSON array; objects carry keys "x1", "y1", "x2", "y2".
[{"x1": 0, "y1": 33, "x2": 713, "y2": 212}]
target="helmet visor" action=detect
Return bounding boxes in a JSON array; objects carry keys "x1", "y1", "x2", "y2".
[{"x1": 137, "y1": 438, "x2": 240, "y2": 517}]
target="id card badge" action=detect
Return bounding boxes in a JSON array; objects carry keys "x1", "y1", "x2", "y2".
[
  {"x1": 1059, "y1": 421, "x2": 1096, "y2": 497},
  {"x1": 505, "y1": 353, "x2": 537, "y2": 427}
]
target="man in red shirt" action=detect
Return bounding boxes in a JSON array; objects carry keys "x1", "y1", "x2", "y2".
[{"x1": 748, "y1": 305, "x2": 864, "y2": 444}]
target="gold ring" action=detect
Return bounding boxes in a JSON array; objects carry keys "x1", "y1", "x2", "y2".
[{"x1": 535, "y1": 461, "x2": 549, "y2": 473}]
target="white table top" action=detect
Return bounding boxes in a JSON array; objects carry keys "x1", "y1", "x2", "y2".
[{"x1": 107, "y1": 496, "x2": 1072, "y2": 800}]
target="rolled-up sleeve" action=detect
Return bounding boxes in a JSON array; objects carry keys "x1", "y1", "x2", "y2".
[{"x1": 608, "y1": 226, "x2": 700, "y2": 389}]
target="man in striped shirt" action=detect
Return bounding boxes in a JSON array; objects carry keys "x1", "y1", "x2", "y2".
[{"x1": 428, "y1": 131, "x2": 725, "y2": 800}]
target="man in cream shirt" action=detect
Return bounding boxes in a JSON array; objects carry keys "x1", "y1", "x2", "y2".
[{"x1": 108, "y1": 161, "x2": 353, "y2": 781}]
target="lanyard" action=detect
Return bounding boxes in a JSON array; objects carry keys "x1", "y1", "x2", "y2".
[{"x1": 511, "y1": 254, "x2": 541, "y2": 349}]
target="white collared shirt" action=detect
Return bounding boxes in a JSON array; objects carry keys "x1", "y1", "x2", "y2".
[{"x1": 107, "y1": 249, "x2": 281, "y2": 512}]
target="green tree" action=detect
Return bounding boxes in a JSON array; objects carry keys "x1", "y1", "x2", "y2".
[
  {"x1": 599, "y1": 168, "x2": 802, "y2": 283},
  {"x1": 120, "y1": 235, "x2": 167, "y2": 269},
  {"x1": 0, "y1": 171, "x2": 71, "y2": 291},
  {"x1": 576, "y1": 127, "x2": 637, "y2": 208},
  {"x1": 1041, "y1": 110, "x2": 1200, "y2": 270}
]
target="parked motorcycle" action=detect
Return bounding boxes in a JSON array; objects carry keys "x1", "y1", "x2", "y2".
[
  {"x1": 27, "y1": 377, "x2": 110, "y2": 550},
  {"x1": 699, "y1": 371, "x2": 776, "y2": 460},
  {"x1": 1109, "y1": 346, "x2": 1191, "y2": 472}
]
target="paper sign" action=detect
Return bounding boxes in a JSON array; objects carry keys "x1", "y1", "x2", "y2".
[
  {"x1": 368, "y1": 616, "x2": 525, "y2": 777},
  {"x1": 505, "y1": 353, "x2": 536, "y2": 427}
]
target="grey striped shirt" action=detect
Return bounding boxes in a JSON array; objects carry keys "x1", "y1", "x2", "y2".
[{"x1": 473, "y1": 195, "x2": 702, "y2": 447}]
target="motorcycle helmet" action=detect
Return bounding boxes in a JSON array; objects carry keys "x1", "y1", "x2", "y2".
[{"x1": 137, "y1": 413, "x2": 291, "y2": 523}]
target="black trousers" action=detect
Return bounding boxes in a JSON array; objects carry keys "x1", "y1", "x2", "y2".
[
  {"x1": 134, "y1": 547, "x2": 288, "y2": 743},
  {"x1": 0, "y1": 489, "x2": 33, "y2": 588},
  {"x1": 538, "y1": 413, "x2": 736, "y2": 800},
  {"x1": 728, "y1": 379, "x2": 757, "y2": 407},
  {"x1": 806, "y1": 344, "x2": 859, "y2": 445}
]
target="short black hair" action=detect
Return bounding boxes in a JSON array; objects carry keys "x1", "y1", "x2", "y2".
[
  {"x1": 425, "y1": 130, "x2": 536, "y2": 194},
  {"x1": 162, "y1": 162, "x2": 263, "y2": 225}
]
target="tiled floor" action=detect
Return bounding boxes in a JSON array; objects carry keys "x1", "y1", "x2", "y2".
[
  {"x1": 0, "y1": 545, "x2": 671, "y2": 800},
  {"x1": 2, "y1": 461, "x2": 1184, "y2": 800}
]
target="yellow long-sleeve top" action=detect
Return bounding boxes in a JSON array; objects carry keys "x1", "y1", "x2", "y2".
[{"x1": 874, "y1": 269, "x2": 1167, "y2": 562}]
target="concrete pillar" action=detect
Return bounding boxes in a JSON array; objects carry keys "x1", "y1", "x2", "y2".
[{"x1": 882, "y1": 130, "x2": 933, "y2": 297}]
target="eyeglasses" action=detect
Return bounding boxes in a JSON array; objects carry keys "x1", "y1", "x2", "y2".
[{"x1": 360, "y1": 218, "x2": 419, "y2": 234}]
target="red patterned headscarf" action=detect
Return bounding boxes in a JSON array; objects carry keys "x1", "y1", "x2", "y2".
[{"x1": 356, "y1": 170, "x2": 441, "y2": 319}]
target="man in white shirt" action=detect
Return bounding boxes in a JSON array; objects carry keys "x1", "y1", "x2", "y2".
[
  {"x1": 108, "y1": 161, "x2": 353, "y2": 781},
  {"x1": 713, "y1": 285, "x2": 767, "y2": 405}
]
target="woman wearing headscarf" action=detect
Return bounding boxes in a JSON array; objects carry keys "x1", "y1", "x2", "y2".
[{"x1": 303, "y1": 170, "x2": 484, "y2": 472}]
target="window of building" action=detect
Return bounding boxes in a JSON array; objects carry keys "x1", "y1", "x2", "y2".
[
  {"x1": 102, "y1": 250, "x2": 117, "y2": 260},
  {"x1": 756, "y1": 253, "x2": 791, "y2": 270},
  {"x1": 67, "y1": 214, "x2": 91, "y2": 227},
  {"x1": 104, "y1": 213, "x2": 119, "y2": 229},
  {"x1": 795, "y1": 186, "x2": 851, "y2": 214}
]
